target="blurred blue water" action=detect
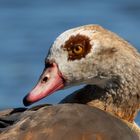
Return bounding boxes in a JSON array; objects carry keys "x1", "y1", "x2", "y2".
[{"x1": 0, "y1": 0, "x2": 140, "y2": 124}]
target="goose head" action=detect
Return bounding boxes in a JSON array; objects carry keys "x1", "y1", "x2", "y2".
[{"x1": 23, "y1": 25, "x2": 140, "y2": 122}]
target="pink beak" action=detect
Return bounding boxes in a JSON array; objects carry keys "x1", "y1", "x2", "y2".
[{"x1": 23, "y1": 63, "x2": 65, "y2": 106}]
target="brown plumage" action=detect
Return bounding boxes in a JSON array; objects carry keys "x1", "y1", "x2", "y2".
[{"x1": 0, "y1": 104, "x2": 139, "y2": 140}]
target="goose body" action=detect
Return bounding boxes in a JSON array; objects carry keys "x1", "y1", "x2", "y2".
[
  {"x1": 0, "y1": 25, "x2": 140, "y2": 139},
  {"x1": 0, "y1": 104, "x2": 138, "y2": 140}
]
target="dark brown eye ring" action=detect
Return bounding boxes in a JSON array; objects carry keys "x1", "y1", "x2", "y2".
[{"x1": 62, "y1": 34, "x2": 91, "y2": 60}]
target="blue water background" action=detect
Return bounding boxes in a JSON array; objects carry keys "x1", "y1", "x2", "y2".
[{"x1": 0, "y1": 0, "x2": 140, "y2": 124}]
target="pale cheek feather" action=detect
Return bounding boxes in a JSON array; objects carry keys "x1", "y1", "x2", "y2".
[{"x1": 54, "y1": 54, "x2": 98, "y2": 84}]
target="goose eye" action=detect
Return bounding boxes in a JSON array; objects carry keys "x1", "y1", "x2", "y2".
[
  {"x1": 63, "y1": 34, "x2": 91, "y2": 60},
  {"x1": 73, "y1": 45, "x2": 83, "y2": 55}
]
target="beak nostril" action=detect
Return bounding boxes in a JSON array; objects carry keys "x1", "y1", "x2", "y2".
[{"x1": 42, "y1": 76, "x2": 49, "y2": 83}]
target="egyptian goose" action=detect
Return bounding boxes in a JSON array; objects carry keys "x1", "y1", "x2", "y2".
[{"x1": 0, "y1": 25, "x2": 140, "y2": 140}]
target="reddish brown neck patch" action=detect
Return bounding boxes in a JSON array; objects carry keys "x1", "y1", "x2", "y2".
[{"x1": 62, "y1": 34, "x2": 92, "y2": 61}]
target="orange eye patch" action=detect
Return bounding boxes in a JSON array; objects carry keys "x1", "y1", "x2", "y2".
[{"x1": 62, "y1": 34, "x2": 92, "y2": 61}]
